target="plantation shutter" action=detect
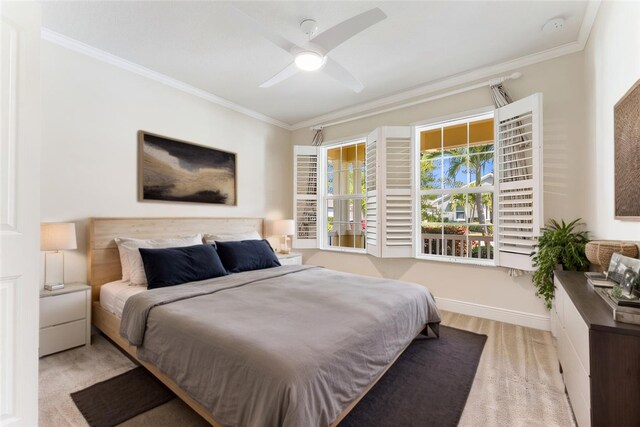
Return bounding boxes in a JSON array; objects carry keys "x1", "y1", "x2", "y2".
[
  {"x1": 383, "y1": 126, "x2": 414, "y2": 257},
  {"x1": 366, "y1": 130, "x2": 380, "y2": 257},
  {"x1": 292, "y1": 145, "x2": 319, "y2": 248},
  {"x1": 367, "y1": 126, "x2": 413, "y2": 258},
  {"x1": 494, "y1": 93, "x2": 543, "y2": 270}
]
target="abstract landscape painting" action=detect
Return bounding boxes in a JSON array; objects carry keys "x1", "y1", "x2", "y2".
[{"x1": 139, "y1": 131, "x2": 236, "y2": 205}]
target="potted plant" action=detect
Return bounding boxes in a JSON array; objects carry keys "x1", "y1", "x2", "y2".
[{"x1": 532, "y1": 218, "x2": 590, "y2": 309}]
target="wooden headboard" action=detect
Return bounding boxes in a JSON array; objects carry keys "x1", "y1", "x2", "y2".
[{"x1": 87, "y1": 217, "x2": 263, "y2": 301}]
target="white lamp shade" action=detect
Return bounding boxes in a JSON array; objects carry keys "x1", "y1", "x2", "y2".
[
  {"x1": 273, "y1": 219, "x2": 295, "y2": 236},
  {"x1": 41, "y1": 222, "x2": 77, "y2": 251}
]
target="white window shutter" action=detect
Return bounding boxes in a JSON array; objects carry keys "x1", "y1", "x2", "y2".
[
  {"x1": 366, "y1": 129, "x2": 380, "y2": 257},
  {"x1": 368, "y1": 126, "x2": 413, "y2": 258},
  {"x1": 494, "y1": 93, "x2": 543, "y2": 270},
  {"x1": 293, "y1": 145, "x2": 319, "y2": 249}
]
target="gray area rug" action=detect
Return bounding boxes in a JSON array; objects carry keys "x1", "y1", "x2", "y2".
[{"x1": 72, "y1": 326, "x2": 486, "y2": 427}]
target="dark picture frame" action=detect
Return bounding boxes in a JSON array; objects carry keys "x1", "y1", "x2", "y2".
[
  {"x1": 614, "y1": 79, "x2": 640, "y2": 219},
  {"x1": 607, "y1": 253, "x2": 640, "y2": 298},
  {"x1": 138, "y1": 131, "x2": 237, "y2": 206}
]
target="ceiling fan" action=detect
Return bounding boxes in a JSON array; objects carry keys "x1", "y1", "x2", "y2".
[{"x1": 233, "y1": 8, "x2": 387, "y2": 93}]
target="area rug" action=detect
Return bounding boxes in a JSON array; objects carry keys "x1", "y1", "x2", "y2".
[
  {"x1": 70, "y1": 367, "x2": 174, "y2": 427},
  {"x1": 71, "y1": 326, "x2": 486, "y2": 427},
  {"x1": 340, "y1": 326, "x2": 487, "y2": 427}
]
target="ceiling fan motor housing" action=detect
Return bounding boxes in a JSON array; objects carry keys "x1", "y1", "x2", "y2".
[{"x1": 300, "y1": 19, "x2": 318, "y2": 37}]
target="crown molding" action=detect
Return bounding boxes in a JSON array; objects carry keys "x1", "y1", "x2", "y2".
[
  {"x1": 42, "y1": 0, "x2": 600, "y2": 134},
  {"x1": 290, "y1": 0, "x2": 601, "y2": 131},
  {"x1": 41, "y1": 28, "x2": 294, "y2": 131},
  {"x1": 291, "y1": 41, "x2": 581, "y2": 130}
]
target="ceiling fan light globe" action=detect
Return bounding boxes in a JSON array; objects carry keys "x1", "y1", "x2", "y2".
[{"x1": 294, "y1": 52, "x2": 325, "y2": 71}]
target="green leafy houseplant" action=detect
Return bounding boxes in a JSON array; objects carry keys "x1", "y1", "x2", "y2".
[{"x1": 532, "y1": 218, "x2": 590, "y2": 309}]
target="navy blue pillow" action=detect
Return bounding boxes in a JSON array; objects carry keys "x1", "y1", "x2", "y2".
[
  {"x1": 139, "y1": 244, "x2": 227, "y2": 289},
  {"x1": 215, "y1": 239, "x2": 281, "y2": 273}
]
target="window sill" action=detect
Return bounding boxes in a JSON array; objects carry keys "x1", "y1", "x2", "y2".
[
  {"x1": 320, "y1": 247, "x2": 367, "y2": 255},
  {"x1": 316, "y1": 249, "x2": 495, "y2": 265},
  {"x1": 415, "y1": 254, "x2": 496, "y2": 267}
]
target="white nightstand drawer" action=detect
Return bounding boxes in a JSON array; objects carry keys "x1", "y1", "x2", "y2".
[
  {"x1": 279, "y1": 255, "x2": 302, "y2": 266},
  {"x1": 39, "y1": 319, "x2": 86, "y2": 357},
  {"x1": 40, "y1": 291, "x2": 86, "y2": 328}
]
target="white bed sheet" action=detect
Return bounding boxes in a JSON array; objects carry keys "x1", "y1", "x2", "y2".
[{"x1": 100, "y1": 280, "x2": 146, "y2": 319}]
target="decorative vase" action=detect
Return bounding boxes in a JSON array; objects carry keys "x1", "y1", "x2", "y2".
[{"x1": 585, "y1": 240, "x2": 639, "y2": 272}]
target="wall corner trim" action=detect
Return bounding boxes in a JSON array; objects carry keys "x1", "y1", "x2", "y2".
[
  {"x1": 435, "y1": 297, "x2": 551, "y2": 331},
  {"x1": 578, "y1": 0, "x2": 602, "y2": 49}
]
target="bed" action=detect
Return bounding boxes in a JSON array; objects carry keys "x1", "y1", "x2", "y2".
[{"x1": 89, "y1": 217, "x2": 440, "y2": 426}]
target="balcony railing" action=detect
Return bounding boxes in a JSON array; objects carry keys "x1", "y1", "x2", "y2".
[{"x1": 422, "y1": 233, "x2": 494, "y2": 260}]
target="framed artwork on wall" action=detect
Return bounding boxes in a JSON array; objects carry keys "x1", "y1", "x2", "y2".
[
  {"x1": 614, "y1": 79, "x2": 640, "y2": 219},
  {"x1": 138, "y1": 131, "x2": 237, "y2": 205}
]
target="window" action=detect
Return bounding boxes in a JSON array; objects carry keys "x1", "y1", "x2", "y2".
[
  {"x1": 417, "y1": 113, "x2": 495, "y2": 263},
  {"x1": 293, "y1": 93, "x2": 542, "y2": 269},
  {"x1": 322, "y1": 140, "x2": 366, "y2": 252}
]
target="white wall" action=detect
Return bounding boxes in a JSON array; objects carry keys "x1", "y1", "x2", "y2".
[
  {"x1": 292, "y1": 52, "x2": 589, "y2": 327},
  {"x1": 43, "y1": 5, "x2": 640, "y2": 328},
  {"x1": 41, "y1": 42, "x2": 292, "y2": 284},
  {"x1": 583, "y1": 1, "x2": 640, "y2": 242}
]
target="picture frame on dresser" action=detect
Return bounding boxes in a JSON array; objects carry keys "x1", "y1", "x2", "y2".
[{"x1": 607, "y1": 253, "x2": 640, "y2": 298}]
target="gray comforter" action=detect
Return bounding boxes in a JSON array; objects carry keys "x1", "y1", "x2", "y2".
[{"x1": 120, "y1": 265, "x2": 440, "y2": 427}]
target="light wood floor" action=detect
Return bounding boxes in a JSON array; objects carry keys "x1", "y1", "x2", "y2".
[
  {"x1": 441, "y1": 311, "x2": 575, "y2": 427},
  {"x1": 39, "y1": 311, "x2": 575, "y2": 426}
]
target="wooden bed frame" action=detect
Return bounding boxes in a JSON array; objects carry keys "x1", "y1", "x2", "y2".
[{"x1": 88, "y1": 217, "x2": 424, "y2": 426}]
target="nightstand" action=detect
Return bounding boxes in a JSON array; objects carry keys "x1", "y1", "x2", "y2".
[
  {"x1": 39, "y1": 283, "x2": 91, "y2": 357},
  {"x1": 276, "y1": 252, "x2": 302, "y2": 266}
]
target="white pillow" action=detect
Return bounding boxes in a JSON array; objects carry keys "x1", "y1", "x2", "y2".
[
  {"x1": 203, "y1": 230, "x2": 262, "y2": 244},
  {"x1": 115, "y1": 234, "x2": 203, "y2": 285}
]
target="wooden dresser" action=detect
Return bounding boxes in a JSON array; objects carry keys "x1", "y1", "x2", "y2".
[{"x1": 552, "y1": 271, "x2": 640, "y2": 427}]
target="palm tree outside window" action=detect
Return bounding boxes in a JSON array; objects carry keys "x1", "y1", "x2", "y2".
[{"x1": 417, "y1": 113, "x2": 495, "y2": 262}]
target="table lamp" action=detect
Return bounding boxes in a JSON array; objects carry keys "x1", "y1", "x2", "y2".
[
  {"x1": 41, "y1": 222, "x2": 77, "y2": 290},
  {"x1": 273, "y1": 219, "x2": 295, "y2": 254}
]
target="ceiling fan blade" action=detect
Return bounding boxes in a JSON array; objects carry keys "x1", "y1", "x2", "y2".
[
  {"x1": 322, "y1": 57, "x2": 364, "y2": 93},
  {"x1": 260, "y1": 62, "x2": 300, "y2": 88},
  {"x1": 229, "y1": 7, "x2": 298, "y2": 53},
  {"x1": 311, "y1": 8, "x2": 387, "y2": 53}
]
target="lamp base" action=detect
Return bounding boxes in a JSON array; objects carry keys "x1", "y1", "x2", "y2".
[
  {"x1": 279, "y1": 235, "x2": 291, "y2": 254},
  {"x1": 44, "y1": 251, "x2": 65, "y2": 286}
]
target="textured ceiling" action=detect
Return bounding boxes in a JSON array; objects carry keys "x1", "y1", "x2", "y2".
[{"x1": 42, "y1": 1, "x2": 589, "y2": 126}]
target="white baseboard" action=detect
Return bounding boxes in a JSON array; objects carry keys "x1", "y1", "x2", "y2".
[{"x1": 435, "y1": 297, "x2": 551, "y2": 331}]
